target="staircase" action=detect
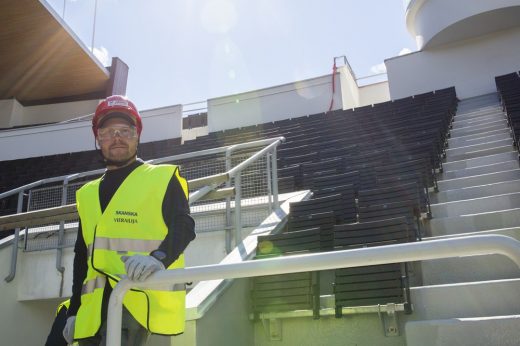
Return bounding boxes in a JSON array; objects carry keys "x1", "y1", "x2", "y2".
[{"x1": 406, "y1": 93, "x2": 520, "y2": 345}]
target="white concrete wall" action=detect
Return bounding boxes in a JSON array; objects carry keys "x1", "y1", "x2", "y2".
[
  {"x1": 0, "y1": 242, "x2": 64, "y2": 346},
  {"x1": 406, "y1": 0, "x2": 520, "y2": 49},
  {"x1": 0, "y1": 99, "x2": 99, "y2": 128},
  {"x1": 386, "y1": 27, "x2": 520, "y2": 100},
  {"x1": 358, "y1": 81, "x2": 391, "y2": 106},
  {"x1": 0, "y1": 99, "x2": 21, "y2": 128},
  {"x1": 0, "y1": 104, "x2": 183, "y2": 161},
  {"x1": 182, "y1": 126, "x2": 209, "y2": 143},
  {"x1": 207, "y1": 74, "x2": 342, "y2": 133},
  {"x1": 21, "y1": 100, "x2": 100, "y2": 126},
  {"x1": 338, "y1": 66, "x2": 360, "y2": 109}
]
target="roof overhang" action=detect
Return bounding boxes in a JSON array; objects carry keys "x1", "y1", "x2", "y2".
[{"x1": 0, "y1": 0, "x2": 111, "y2": 105}]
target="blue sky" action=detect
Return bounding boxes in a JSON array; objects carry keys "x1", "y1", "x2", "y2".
[{"x1": 47, "y1": 0, "x2": 416, "y2": 111}]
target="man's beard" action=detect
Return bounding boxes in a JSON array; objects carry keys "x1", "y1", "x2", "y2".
[{"x1": 103, "y1": 147, "x2": 138, "y2": 167}]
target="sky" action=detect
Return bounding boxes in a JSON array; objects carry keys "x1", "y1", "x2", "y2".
[{"x1": 46, "y1": 0, "x2": 417, "y2": 111}]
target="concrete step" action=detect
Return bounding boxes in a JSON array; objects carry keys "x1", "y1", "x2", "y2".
[
  {"x1": 409, "y1": 279, "x2": 520, "y2": 320},
  {"x1": 428, "y1": 208, "x2": 520, "y2": 236},
  {"x1": 439, "y1": 160, "x2": 519, "y2": 180},
  {"x1": 442, "y1": 151, "x2": 518, "y2": 171},
  {"x1": 449, "y1": 122, "x2": 509, "y2": 138},
  {"x1": 455, "y1": 107, "x2": 503, "y2": 120},
  {"x1": 452, "y1": 114, "x2": 506, "y2": 129},
  {"x1": 450, "y1": 118, "x2": 507, "y2": 133},
  {"x1": 444, "y1": 144, "x2": 514, "y2": 162},
  {"x1": 431, "y1": 192, "x2": 520, "y2": 218},
  {"x1": 405, "y1": 315, "x2": 520, "y2": 346},
  {"x1": 438, "y1": 169, "x2": 520, "y2": 190},
  {"x1": 420, "y1": 228, "x2": 520, "y2": 285},
  {"x1": 445, "y1": 138, "x2": 512, "y2": 158},
  {"x1": 447, "y1": 129, "x2": 511, "y2": 148},
  {"x1": 455, "y1": 103, "x2": 502, "y2": 118},
  {"x1": 432, "y1": 179, "x2": 520, "y2": 203},
  {"x1": 457, "y1": 93, "x2": 499, "y2": 109}
]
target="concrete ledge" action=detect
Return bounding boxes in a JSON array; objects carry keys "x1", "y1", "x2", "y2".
[
  {"x1": 448, "y1": 131, "x2": 511, "y2": 149},
  {"x1": 409, "y1": 279, "x2": 520, "y2": 320},
  {"x1": 420, "y1": 226, "x2": 520, "y2": 284},
  {"x1": 431, "y1": 192, "x2": 520, "y2": 217},
  {"x1": 445, "y1": 138, "x2": 512, "y2": 158},
  {"x1": 432, "y1": 179, "x2": 520, "y2": 203},
  {"x1": 405, "y1": 315, "x2": 520, "y2": 346},
  {"x1": 439, "y1": 161, "x2": 518, "y2": 181},
  {"x1": 428, "y1": 208, "x2": 520, "y2": 235},
  {"x1": 442, "y1": 151, "x2": 517, "y2": 171},
  {"x1": 437, "y1": 169, "x2": 520, "y2": 190}
]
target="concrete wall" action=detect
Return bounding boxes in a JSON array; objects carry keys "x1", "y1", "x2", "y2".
[
  {"x1": 0, "y1": 242, "x2": 64, "y2": 345},
  {"x1": 0, "y1": 104, "x2": 183, "y2": 161},
  {"x1": 0, "y1": 99, "x2": 24, "y2": 128},
  {"x1": 207, "y1": 74, "x2": 343, "y2": 133},
  {"x1": 386, "y1": 26, "x2": 520, "y2": 100},
  {"x1": 358, "y1": 81, "x2": 391, "y2": 106},
  {"x1": 0, "y1": 99, "x2": 99, "y2": 128},
  {"x1": 406, "y1": 0, "x2": 520, "y2": 49},
  {"x1": 176, "y1": 279, "x2": 254, "y2": 346}
]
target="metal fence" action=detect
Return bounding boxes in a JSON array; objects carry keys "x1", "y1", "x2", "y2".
[{"x1": 0, "y1": 137, "x2": 284, "y2": 282}]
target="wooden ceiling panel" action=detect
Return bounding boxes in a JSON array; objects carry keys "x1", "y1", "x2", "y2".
[{"x1": 0, "y1": 0, "x2": 110, "y2": 104}]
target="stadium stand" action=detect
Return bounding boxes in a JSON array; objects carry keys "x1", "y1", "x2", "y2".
[{"x1": 495, "y1": 72, "x2": 520, "y2": 150}]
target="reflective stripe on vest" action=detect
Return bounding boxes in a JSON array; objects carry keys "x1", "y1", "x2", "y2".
[
  {"x1": 88, "y1": 237, "x2": 163, "y2": 254},
  {"x1": 74, "y1": 163, "x2": 188, "y2": 339}
]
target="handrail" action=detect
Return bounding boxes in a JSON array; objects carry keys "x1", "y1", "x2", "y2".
[
  {"x1": 0, "y1": 137, "x2": 284, "y2": 232},
  {"x1": 2, "y1": 136, "x2": 284, "y2": 282},
  {"x1": 0, "y1": 137, "x2": 285, "y2": 201},
  {"x1": 106, "y1": 235, "x2": 520, "y2": 345}
]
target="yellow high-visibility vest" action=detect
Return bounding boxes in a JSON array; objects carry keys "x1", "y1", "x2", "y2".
[{"x1": 74, "y1": 163, "x2": 188, "y2": 339}]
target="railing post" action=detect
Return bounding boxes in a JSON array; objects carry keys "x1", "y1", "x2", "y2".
[
  {"x1": 224, "y1": 150, "x2": 232, "y2": 253},
  {"x1": 5, "y1": 191, "x2": 24, "y2": 282},
  {"x1": 234, "y1": 174, "x2": 242, "y2": 247},
  {"x1": 271, "y1": 147, "x2": 279, "y2": 209},
  {"x1": 56, "y1": 178, "x2": 70, "y2": 282},
  {"x1": 266, "y1": 152, "x2": 273, "y2": 215}
]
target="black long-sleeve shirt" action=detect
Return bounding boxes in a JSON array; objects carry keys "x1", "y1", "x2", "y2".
[{"x1": 67, "y1": 160, "x2": 195, "y2": 319}]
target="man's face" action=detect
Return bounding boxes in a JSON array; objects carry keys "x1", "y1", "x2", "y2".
[{"x1": 96, "y1": 117, "x2": 139, "y2": 166}]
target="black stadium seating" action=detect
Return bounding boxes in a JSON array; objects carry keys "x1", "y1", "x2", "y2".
[
  {"x1": 2, "y1": 87, "x2": 457, "y2": 317},
  {"x1": 496, "y1": 72, "x2": 520, "y2": 150}
]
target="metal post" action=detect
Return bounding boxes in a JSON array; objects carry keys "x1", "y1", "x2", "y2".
[
  {"x1": 56, "y1": 178, "x2": 70, "y2": 276},
  {"x1": 234, "y1": 174, "x2": 242, "y2": 247},
  {"x1": 271, "y1": 148, "x2": 279, "y2": 209},
  {"x1": 266, "y1": 152, "x2": 273, "y2": 215},
  {"x1": 91, "y1": 0, "x2": 98, "y2": 54},
  {"x1": 224, "y1": 151, "x2": 232, "y2": 253},
  {"x1": 5, "y1": 191, "x2": 24, "y2": 282}
]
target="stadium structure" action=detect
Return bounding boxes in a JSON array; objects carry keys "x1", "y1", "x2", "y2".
[{"x1": 1, "y1": 0, "x2": 520, "y2": 345}]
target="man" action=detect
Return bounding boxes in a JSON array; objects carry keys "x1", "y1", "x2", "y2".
[{"x1": 63, "y1": 95, "x2": 195, "y2": 345}]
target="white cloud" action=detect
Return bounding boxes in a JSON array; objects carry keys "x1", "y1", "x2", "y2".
[
  {"x1": 370, "y1": 62, "x2": 387, "y2": 74},
  {"x1": 90, "y1": 46, "x2": 111, "y2": 66},
  {"x1": 399, "y1": 48, "x2": 412, "y2": 56}
]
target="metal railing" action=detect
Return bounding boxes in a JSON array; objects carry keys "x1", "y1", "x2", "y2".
[
  {"x1": 106, "y1": 234, "x2": 520, "y2": 345},
  {"x1": 0, "y1": 137, "x2": 284, "y2": 282}
]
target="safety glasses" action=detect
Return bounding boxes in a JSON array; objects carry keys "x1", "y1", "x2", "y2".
[{"x1": 97, "y1": 125, "x2": 137, "y2": 141}]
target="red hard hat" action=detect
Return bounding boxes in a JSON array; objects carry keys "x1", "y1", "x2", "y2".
[{"x1": 92, "y1": 95, "x2": 143, "y2": 137}]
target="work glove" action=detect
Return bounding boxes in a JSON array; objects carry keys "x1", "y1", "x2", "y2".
[
  {"x1": 62, "y1": 316, "x2": 76, "y2": 345},
  {"x1": 121, "y1": 255, "x2": 165, "y2": 281}
]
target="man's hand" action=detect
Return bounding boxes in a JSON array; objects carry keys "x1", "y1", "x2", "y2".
[
  {"x1": 121, "y1": 255, "x2": 165, "y2": 281},
  {"x1": 62, "y1": 316, "x2": 76, "y2": 344}
]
